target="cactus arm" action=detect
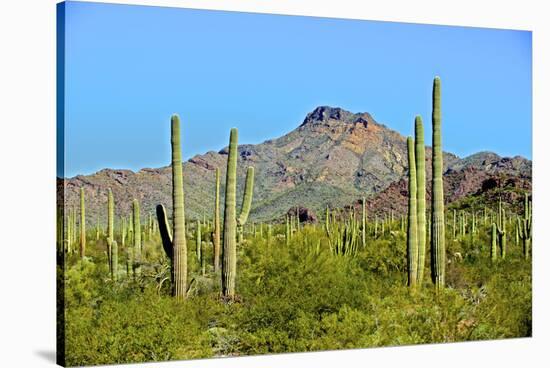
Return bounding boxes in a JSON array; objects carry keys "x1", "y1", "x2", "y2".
[
  {"x1": 237, "y1": 167, "x2": 255, "y2": 227},
  {"x1": 156, "y1": 204, "x2": 173, "y2": 262}
]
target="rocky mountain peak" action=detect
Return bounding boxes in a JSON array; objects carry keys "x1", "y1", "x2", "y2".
[{"x1": 300, "y1": 106, "x2": 375, "y2": 128}]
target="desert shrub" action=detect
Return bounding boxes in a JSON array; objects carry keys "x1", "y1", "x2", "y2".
[{"x1": 62, "y1": 200, "x2": 531, "y2": 365}]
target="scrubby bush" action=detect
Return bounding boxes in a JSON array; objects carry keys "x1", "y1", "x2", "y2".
[{"x1": 62, "y1": 198, "x2": 531, "y2": 364}]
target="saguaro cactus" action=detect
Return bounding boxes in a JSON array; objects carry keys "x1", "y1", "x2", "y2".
[
  {"x1": 222, "y1": 128, "x2": 239, "y2": 298},
  {"x1": 221, "y1": 128, "x2": 255, "y2": 299},
  {"x1": 66, "y1": 209, "x2": 72, "y2": 254},
  {"x1": 213, "y1": 167, "x2": 221, "y2": 273},
  {"x1": 361, "y1": 197, "x2": 367, "y2": 247},
  {"x1": 156, "y1": 115, "x2": 188, "y2": 299},
  {"x1": 121, "y1": 217, "x2": 127, "y2": 247},
  {"x1": 415, "y1": 115, "x2": 426, "y2": 285},
  {"x1": 80, "y1": 188, "x2": 86, "y2": 258},
  {"x1": 491, "y1": 223, "x2": 498, "y2": 262},
  {"x1": 517, "y1": 193, "x2": 532, "y2": 259},
  {"x1": 132, "y1": 199, "x2": 141, "y2": 276},
  {"x1": 196, "y1": 219, "x2": 202, "y2": 265},
  {"x1": 111, "y1": 240, "x2": 118, "y2": 281},
  {"x1": 496, "y1": 198, "x2": 507, "y2": 259},
  {"x1": 406, "y1": 137, "x2": 418, "y2": 288},
  {"x1": 107, "y1": 188, "x2": 114, "y2": 271},
  {"x1": 286, "y1": 215, "x2": 291, "y2": 245},
  {"x1": 431, "y1": 76, "x2": 446, "y2": 291}
]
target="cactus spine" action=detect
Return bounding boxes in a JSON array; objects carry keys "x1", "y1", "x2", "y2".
[
  {"x1": 415, "y1": 116, "x2": 426, "y2": 285},
  {"x1": 431, "y1": 76, "x2": 445, "y2": 291},
  {"x1": 213, "y1": 167, "x2": 221, "y2": 273},
  {"x1": 80, "y1": 188, "x2": 86, "y2": 258},
  {"x1": 406, "y1": 137, "x2": 418, "y2": 288}
]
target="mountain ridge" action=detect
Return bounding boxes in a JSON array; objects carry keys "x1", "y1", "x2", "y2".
[{"x1": 60, "y1": 106, "x2": 531, "y2": 224}]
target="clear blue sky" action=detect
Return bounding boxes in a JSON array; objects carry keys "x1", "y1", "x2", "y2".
[{"x1": 60, "y1": 1, "x2": 532, "y2": 178}]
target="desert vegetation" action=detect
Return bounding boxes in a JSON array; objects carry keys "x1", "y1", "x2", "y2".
[{"x1": 57, "y1": 77, "x2": 531, "y2": 366}]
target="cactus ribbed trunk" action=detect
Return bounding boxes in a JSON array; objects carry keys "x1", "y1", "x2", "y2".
[
  {"x1": 431, "y1": 76, "x2": 446, "y2": 291},
  {"x1": 407, "y1": 137, "x2": 418, "y2": 288},
  {"x1": 415, "y1": 116, "x2": 426, "y2": 285},
  {"x1": 222, "y1": 128, "x2": 239, "y2": 298},
  {"x1": 171, "y1": 115, "x2": 187, "y2": 299},
  {"x1": 213, "y1": 167, "x2": 221, "y2": 273},
  {"x1": 79, "y1": 188, "x2": 86, "y2": 258}
]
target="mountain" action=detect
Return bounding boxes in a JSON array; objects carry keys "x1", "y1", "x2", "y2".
[{"x1": 59, "y1": 106, "x2": 531, "y2": 224}]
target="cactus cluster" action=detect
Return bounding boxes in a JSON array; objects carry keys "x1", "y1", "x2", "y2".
[
  {"x1": 324, "y1": 207, "x2": 360, "y2": 256},
  {"x1": 406, "y1": 78, "x2": 443, "y2": 290}
]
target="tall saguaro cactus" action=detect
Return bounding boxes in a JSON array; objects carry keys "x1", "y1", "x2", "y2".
[
  {"x1": 196, "y1": 219, "x2": 202, "y2": 264},
  {"x1": 107, "y1": 188, "x2": 115, "y2": 275},
  {"x1": 213, "y1": 167, "x2": 221, "y2": 273},
  {"x1": 222, "y1": 128, "x2": 239, "y2": 299},
  {"x1": 406, "y1": 137, "x2": 418, "y2": 288},
  {"x1": 491, "y1": 223, "x2": 498, "y2": 262},
  {"x1": 157, "y1": 115, "x2": 188, "y2": 299},
  {"x1": 431, "y1": 76, "x2": 446, "y2": 291},
  {"x1": 107, "y1": 188, "x2": 114, "y2": 271},
  {"x1": 132, "y1": 199, "x2": 141, "y2": 276},
  {"x1": 496, "y1": 198, "x2": 507, "y2": 259},
  {"x1": 111, "y1": 240, "x2": 118, "y2": 281},
  {"x1": 221, "y1": 128, "x2": 255, "y2": 299},
  {"x1": 80, "y1": 188, "x2": 86, "y2": 258},
  {"x1": 361, "y1": 197, "x2": 367, "y2": 247},
  {"x1": 415, "y1": 116, "x2": 427, "y2": 285},
  {"x1": 517, "y1": 193, "x2": 532, "y2": 259}
]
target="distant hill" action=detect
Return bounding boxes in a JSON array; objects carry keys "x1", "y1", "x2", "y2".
[{"x1": 59, "y1": 106, "x2": 531, "y2": 224}]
